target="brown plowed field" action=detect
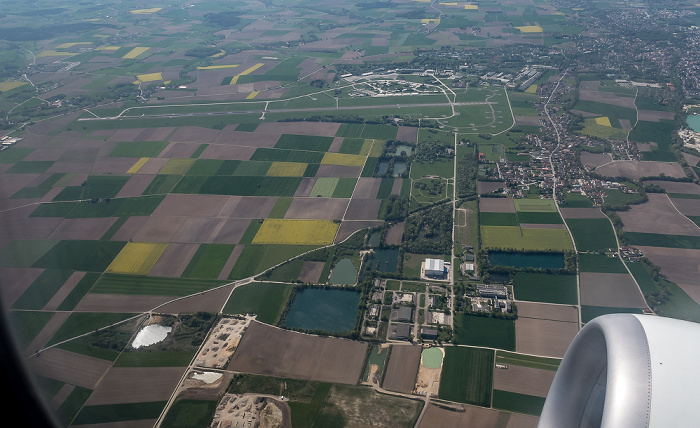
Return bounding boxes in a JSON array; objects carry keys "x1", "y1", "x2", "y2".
[
  {"x1": 227, "y1": 196, "x2": 277, "y2": 219},
  {"x1": 28, "y1": 348, "x2": 112, "y2": 389},
  {"x1": 515, "y1": 116, "x2": 544, "y2": 126},
  {"x1": 0, "y1": 217, "x2": 60, "y2": 244},
  {"x1": 172, "y1": 218, "x2": 223, "y2": 243},
  {"x1": 170, "y1": 126, "x2": 221, "y2": 144},
  {"x1": 618, "y1": 194, "x2": 700, "y2": 236},
  {"x1": 382, "y1": 344, "x2": 421, "y2": 393},
  {"x1": 515, "y1": 318, "x2": 578, "y2": 358},
  {"x1": 153, "y1": 194, "x2": 230, "y2": 217},
  {"x1": 132, "y1": 216, "x2": 186, "y2": 242},
  {"x1": 255, "y1": 121, "x2": 340, "y2": 137},
  {"x1": 580, "y1": 152, "x2": 612, "y2": 169},
  {"x1": 285, "y1": 198, "x2": 348, "y2": 220},
  {"x1": 75, "y1": 294, "x2": 174, "y2": 312},
  {"x1": 44, "y1": 272, "x2": 86, "y2": 311},
  {"x1": 200, "y1": 144, "x2": 256, "y2": 160},
  {"x1": 520, "y1": 223, "x2": 566, "y2": 229},
  {"x1": 594, "y1": 161, "x2": 685, "y2": 180},
  {"x1": 48, "y1": 217, "x2": 118, "y2": 240},
  {"x1": 294, "y1": 177, "x2": 316, "y2": 197},
  {"x1": 345, "y1": 199, "x2": 382, "y2": 220},
  {"x1": 135, "y1": 127, "x2": 176, "y2": 142},
  {"x1": 149, "y1": 243, "x2": 199, "y2": 277},
  {"x1": 579, "y1": 272, "x2": 646, "y2": 308},
  {"x1": 635, "y1": 246, "x2": 700, "y2": 304},
  {"x1": 396, "y1": 126, "x2": 418, "y2": 143},
  {"x1": 218, "y1": 247, "x2": 244, "y2": 280},
  {"x1": 335, "y1": 221, "x2": 382, "y2": 243},
  {"x1": 116, "y1": 174, "x2": 156, "y2": 197},
  {"x1": 46, "y1": 162, "x2": 93, "y2": 174},
  {"x1": 670, "y1": 197, "x2": 700, "y2": 216},
  {"x1": 385, "y1": 222, "x2": 405, "y2": 245},
  {"x1": 0, "y1": 173, "x2": 40, "y2": 196},
  {"x1": 160, "y1": 142, "x2": 198, "y2": 158},
  {"x1": 24, "y1": 147, "x2": 66, "y2": 161},
  {"x1": 158, "y1": 283, "x2": 235, "y2": 313},
  {"x1": 493, "y1": 365, "x2": 555, "y2": 397},
  {"x1": 212, "y1": 219, "x2": 252, "y2": 244},
  {"x1": 212, "y1": 131, "x2": 279, "y2": 147},
  {"x1": 315, "y1": 165, "x2": 362, "y2": 177},
  {"x1": 91, "y1": 157, "x2": 137, "y2": 174},
  {"x1": 418, "y1": 403, "x2": 501, "y2": 428},
  {"x1": 559, "y1": 207, "x2": 605, "y2": 219},
  {"x1": 477, "y1": 181, "x2": 505, "y2": 194},
  {"x1": 391, "y1": 178, "x2": 403, "y2": 195},
  {"x1": 354, "y1": 178, "x2": 382, "y2": 199},
  {"x1": 479, "y1": 197, "x2": 515, "y2": 213},
  {"x1": 135, "y1": 157, "x2": 169, "y2": 174},
  {"x1": 297, "y1": 261, "x2": 324, "y2": 284},
  {"x1": 0, "y1": 267, "x2": 44, "y2": 308},
  {"x1": 328, "y1": 137, "x2": 343, "y2": 153},
  {"x1": 644, "y1": 181, "x2": 700, "y2": 195},
  {"x1": 110, "y1": 216, "x2": 149, "y2": 241},
  {"x1": 516, "y1": 302, "x2": 578, "y2": 323},
  {"x1": 24, "y1": 312, "x2": 71, "y2": 357},
  {"x1": 637, "y1": 111, "x2": 675, "y2": 122},
  {"x1": 578, "y1": 90, "x2": 636, "y2": 108},
  {"x1": 86, "y1": 367, "x2": 186, "y2": 405},
  {"x1": 228, "y1": 321, "x2": 367, "y2": 384},
  {"x1": 106, "y1": 127, "x2": 145, "y2": 142}
]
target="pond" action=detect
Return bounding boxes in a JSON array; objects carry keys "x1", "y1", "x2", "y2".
[
  {"x1": 367, "y1": 231, "x2": 381, "y2": 247},
  {"x1": 688, "y1": 114, "x2": 700, "y2": 132},
  {"x1": 131, "y1": 324, "x2": 172, "y2": 349},
  {"x1": 328, "y1": 258, "x2": 358, "y2": 285},
  {"x1": 394, "y1": 145, "x2": 413, "y2": 156},
  {"x1": 488, "y1": 251, "x2": 565, "y2": 270},
  {"x1": 392, "y1": 161, "x2": 407, "y2": 176},
  {"x1": 285, "y1": 288, "x2": 360, "y2": 333},
  {"x1": 421, "y1": 347, "x2": 444, "y2": 369},
  {"x1": 370, "y1": 248, "x2": 400, "y2": 273}
]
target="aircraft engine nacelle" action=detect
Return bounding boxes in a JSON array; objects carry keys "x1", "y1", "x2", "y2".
[{"x1": 538, "y1": 314, "x2": 700, "y2": 428}]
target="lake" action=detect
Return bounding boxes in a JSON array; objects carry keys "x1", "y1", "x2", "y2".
[
  {"x1": 285, "y1": 288, "x2": 360, "y2": 333},
  {"x1": 688, "y1": 114, "x2": 700, "y2": 132},
  {"x1": 328, "y1": 258, "x2": 358, "y2": 285},
  {"x1": 370, "y1": 248, "x2": 400, "y2": 273},
  {"x1": 489, "y1": 251, "x2": 565, "y2": 269},
  {"x1": 131, "y1": 324, "x2": 171, "y2": 348}
]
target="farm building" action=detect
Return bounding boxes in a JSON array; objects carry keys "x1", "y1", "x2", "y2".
[
  {"x1": 421, "y1": 327, "x2": 438, "y2": 340},
  {"x1": 425, "y1": 258, "x2": 446, "y2": 279},
  {"x1": 395, "y1": 323, "x2": 411, "y2": 340},
  {"x1": 398, "y1": 306, "x2": 414, "y2": 323}
]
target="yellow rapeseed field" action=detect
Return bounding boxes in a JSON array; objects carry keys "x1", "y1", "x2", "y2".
[
  {"x1": 158, "y1": 158, "x2": 195, "y2": 175},
  {"x1": 421, "y1": 19, "x2": 440, "y2": 24},
  {"x1": 56, "y1": 42, "x2": 92, "y2": 49},
  {"x1": 106, "y1": 242, "x2": 168, "y2": 275},
  {"x1": 130, "y1": 8, "x2": 162, "y2": 14},
  {"x1": 246, "y1": 91, "x2": 260, "y2": 99},
  {"x1": 127, "y1": 157, "x2": 150, "y2": 174},
  {"x1": 525, "y1": 84, "x2": 538, "y2": 94},
  {"x1": 464, "y1": 4, "x2": 478, "y2": 9},
  {"x1": 137, "y1": 72, "x2": 163, "y2": 82},
  {"x1": 197, "y1": 64, "x2": 239, "y2": 70},
  {"x1": 229, "y1": 63, "x2": 264, "y2": 84},
  {"x1": 595, "y1": 116, "x2": 612, "y2": 127},
  {"x1": 267, "y1": 162, "x2": 307, "y2": 177},
  {"x1": 123, "y1": 47, "x2": 150, "y2": 59},
  {"x1": 0, "y1": 81, "x2": 28, "y2": 92},
  {"x1": 516, "y1": 26, "x2": 544, "y2": 33},
  {"x1": 321, "y1": 152, "x2": 366, "y2": 167},
  {"x1": 252, "y1": 220, "x2": 339, "y2": 245}
]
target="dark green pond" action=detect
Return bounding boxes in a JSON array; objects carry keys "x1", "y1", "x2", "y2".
[
  {"x1": 488, "y1": 251, "x2": 565, "y2": 269},
  {"x1": 285, "y1": 289, "x2": 360, "y2": 333},
  {"x1": 370, "y1": 248, "x2": 399, "y2": 273}
]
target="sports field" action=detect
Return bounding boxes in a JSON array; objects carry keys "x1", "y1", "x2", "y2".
[{"x1": 252, "y1": 220, "x2": 339, "y2": 245}]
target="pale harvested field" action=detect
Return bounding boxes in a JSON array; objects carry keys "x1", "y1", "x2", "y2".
[
  {"x1": 110, "y1": 216, "x2": 149, "y2": 241},
  {"x1": 559, "y1": 207, "x2": 605, "y2": 219},
  {"x1": 199, "y1": 144, "x2": 256, "y2": 160},
  {"x1": 153, "y1": 194, "x2": 230, "y2": 217},
  {"x1": 159, "y1": 283, "x2": 236, "y2": 313},
  {"x1": 618, "y1": 194, "x2": 700, "y2": 235},
  {"x1": 580, "y1": 152, "x2": 612, "y2": 168},
  {"x1": 134, "y1": 157, "x2": 169, "y2": 174},
  {"x1": 382, "y1": 345, "x2": 421, "y2": 394},
  {"x1": 396, "y1": 126, "x2": 418, "y2": 143},
  {"x1": 298, "y1": 261, "x2": 324, "y2": 283},
  {"x1": 345, "y1": 199, "x2": 382, "y2": 220},
  {"x1": 670, "y1": 197, "x2": 700, "y2": 216},
  {"x1": 172, "y1": 218, "x2": 224, "y2": 243},
  {"x1": 594, "y1": 160, "x2": 685, "y2": 180},
  {"x1": 212, "y1": 219, "x2": 252, "y2": 244},
  {"x1": 385, "y1": 221, "x2": 405, "y2": 245},
  {"x1": 479, "y1": 197, "x2": 516, "y2": 213},
  {"x1": 255, "y1": 122, "x2": 340, "y2": 137},
  {"x1": 148, "y1": 243, "x2": 199, "y2": 277},
  {"x1": 43, "y1": 272, "x2": 86, "y2": 311},
  {"x1": 391, "y1": 178, "x2": 403, "y2": 195},
  {"x1": 48, "y1": 217, "x2": 118, "y2": 240},
  {"x1": 170, "y1": 126, "x2": 221, "y2": 144},
  {"x1": 418, "y1": 403, "x2": 501, "y2": 428},
  {"x1": 212, "y1": 131, "x2": 279, "y2": 147},
  {"x1": 23, "y1": 312, "x2": 71, "y2": 357},
  {"x1": 637, "y1": 111, "x2": 675, "y2": 122},
  {"x1": 354, "y1": 178, "x2": 382, "y2": 199},
  {"x1": 86, "y1": 367, "x2": 186, "y2": 405},
  {"x1": 315, "y1": 164, "x2": 362, "y2": 178},
  {"x1": 294, "y1": 177, "x2": 316, "y2": 197},
  {"x1": 75, "y1": 294, "x2": 173, "y2": 312},
  {"x1": 91, "y1": 157, "x2": 138, "y2": 174},
  {"x1": 516, "y1": 318, "x2": 578, "y2": 358},
  {"x1": 516, "y1": 302, "x2": 578, "y2": 323},
  {"x1": 226, "y1": 196, "x2": 277, "y2": 219},
  {"x1": 493, "y1": 365, "x2": 556, "y2": 397},
  {"x1": 284, "y1": 197, "x2": 348, "y2": 220},
  {"x1": 160, "y1": 142, "x2": 199, "y2": 158},
  {"x1": 0, "y1": 267, "x2": 44, "y2": 308},
  {"x1": 477, "y1": 181, "x2": 505, "y2": 194},
  {"x1": 644, "y1": 180, "x2": 700, "y2": 195},
  {"x1": 578, "y1": 90, "x2": 636, "y2": 109},
  {"x1": 520, "y1": 223, "x2": 566, "y2": 229},
  {"x1": 132, "y1": 216, "x2": 187, "y2": 242},
  {"x1": 580, "y1": 272, "x2": 645, "y2": 308},
  {"x1": 115, "y1": 174, "x2": 156, "y2": 197},
  {"x1": 335, "y1": 220, "x2": 383, "y2": 243},
  {"x1": 635, "y1": 246, "x2": 700, "y2": 304},
  {"x1": 28, "y1": 348, "x2": 112, "y2": 389},
  {"x1": 228, "y1": 321, "x2": 367, "y2": 384}
]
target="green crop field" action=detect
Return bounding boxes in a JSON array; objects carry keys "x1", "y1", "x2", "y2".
[
  {"x1": 275, "y1": 134, "x2": 334, "y2": 151},
  {"x1": 91, "y1": 274, "x2": 225, "y2": 296},
  {"x1": 626, "y1": 262, "x2": 700, "y2": 322},
  {"x1": 0, "y1": 239, "x2": 59, "y2": 267},
  {"x1": 222, "y1": 282, "x2": 292, "y2": 324},
  {"x1": 56, "y1": 273, "x2": 101, "y2": 311},
  {"x1": 517, "y1": 211, "x2": 563, "y2": 224},
  {"x1": 410, "y1": 159, "x2": 454, "y2": 179},
  {"x1": 481, "y1": 226, "x2": 573, "y2": 251},
  {"x1": 47, "y1": 312, "x2": 135, "y2": 346},
  {"x1": 6, "y1": 160, "x2": 54, "y2": 174},
  {"x1": 480, "y1": 212, "x2": 519, "y2": 226},
  {"x1": 495, "y1": 351, "x2": 561, "y2": 371},
  {"x1": 624, "y1": 232, "x2": 700, "y2": 250},
  {"x1": 32, "y1": 240, "x2": 126, "y2": 272},
  {"x1": 578, "y1": 253, "x2": 628, "y2": 273},
  {"x1": 439, "y1": 346, "x2": 494, "y2": 406},
  {"x1": 74, "y1": 402, "x2": 167, "y2": 426},
  {"x1": 332, "y1": 178, "x2": 357, "y2": 198},
  {"x1": 310, "y1": 177, "x2": 339, "y2": 197},
  {"x1": 160, "y1": 400, "x2": 218, "y2": 428},
  {"x1": 8, "y1": 310, "x2": 55, "y2": 349},
  {"x1": 563, "y1": 193, "x2": 594, "y2": 208},
  {"x1": 514, "y1": 199, "x2": 557, "y2": 212},
  {"x1": 581, "y1": 306, "x2": 643, "y2": 323},
  {"x1": 55, "y1": 386, "x2": 92, "y2": 427},
  {"x1": 453, "y1": 314, "x2": 515, "y2": 350},
  {"x1": 82, "y1": 175, "x2": 130, "y2": 199},
  {"x1": 181, "y1": 244, "x2": 235, "y2": 279},
  {"x1": 513, "y1": 273, "x2": 578, "y2": 305},
  {"x1": 566, "y1": 218, "x2": 618, "y2": 252},
  {"x1": 492, "y1": 390, "x2": 546, "y2": 416},
  {"x1": 114, "y1": 350, "x2": 197, "y2": 367},
  {"x1": 339, "y1": 138, "x2": 365, "y2": 155},
  {"x1": 11, "y1": 269, "x2": 75, "y2": 310},
  {"x1": 228, "y1": 245, "x2": 318, "y2": 280}
]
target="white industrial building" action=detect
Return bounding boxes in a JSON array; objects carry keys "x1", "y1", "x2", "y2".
[{"x1": 424, "y1": 258, "x2": 446, "y2": 279}]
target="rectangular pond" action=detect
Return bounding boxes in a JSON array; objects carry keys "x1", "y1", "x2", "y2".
[
  {"x1": 488, "y1": 251, "x2": 565, "y2": 270},
  {"x1": 285, "y1": 288, "x2": 360, "y2": 333}
]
